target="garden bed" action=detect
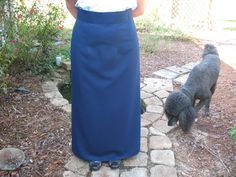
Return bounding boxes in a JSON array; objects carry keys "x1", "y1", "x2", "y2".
[{"x1": 0, "y1": 40, "x2": 235, "y2": 176}]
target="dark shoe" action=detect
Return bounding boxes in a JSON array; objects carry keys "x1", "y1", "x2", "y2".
[
  {"x1": 89, "y1": 161, "x2": 102, "y2": 171},
  {"x1": 108, "y1": 160, "x2": 121, "y2": 169}
]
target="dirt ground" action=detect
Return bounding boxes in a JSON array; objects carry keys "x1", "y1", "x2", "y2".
[
  {"x1": 142, "y1": 40, "x2": 236, "y2": 177},
  {"x1": 0, "y1": 40, "x2": 235, "y2": 176},
  {"x1": 168, "y1": 59, "x2": 236, "y2": 177}
]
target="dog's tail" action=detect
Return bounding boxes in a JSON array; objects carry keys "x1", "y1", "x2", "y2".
[
  {"x1": 179, "y1": 106, "x2": 196, "y2": 132},
  {"x1": 202, "y1": 44, "x2": 219, "y2": 57}
]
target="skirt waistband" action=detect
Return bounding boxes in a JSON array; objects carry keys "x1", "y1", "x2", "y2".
[{"x1": 77, "y1": 8, "x2": 132, "y2": 24}]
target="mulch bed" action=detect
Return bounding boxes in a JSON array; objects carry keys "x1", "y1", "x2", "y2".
[{"x1": 0, "y1": 73, "x2": 71, "y2": 176}]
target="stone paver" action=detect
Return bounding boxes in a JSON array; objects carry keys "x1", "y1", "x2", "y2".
[
  {"x1": 149, "y1": 136, "x2": 172, "y2": 149},
  {"x1": 153, "y1": 89, "x2": 169, "y2": 99},
  {"x1": 45, "y1": 62, "x2": 198, "y2": 177},
  {"x1": 182, "y1": 62, "x2": 199, "y2": 70},
  {"x1": 61, "y1": 104, "x2": 72, "y2": 113},
  {"x1": 143, "y1": 96, "x2": 162, "y2": 106},
  {"x1": 50, "y1": 97, "x2": 69, "y2": 107},
  {"x1": 141, "y1": 91, "x2": 153, "y2": 99},
  {"x1": 123, "y1": 153, "x2": 148, "y2": 167},
  {"x1": 150, "y1": 165, "x2": 177, "y2": 177},
  {"x1": 174, "y1": 73, "x2": 189, "y2": 85},
  {"x1": 141, "y1": 118, "x2": 152, "y2": 127},
  {"x1": 150, "y1": 150, "x2": 175, "y2": 166},
  {"x1": 149, "y1": 127, "x2": 166, "y2": 136},
  {"x1": 143, "y1": 78, "x2": 173, "y2": 92},
  {"x1": 44, "y1": 91, "x2": 63, "y2": 99},
  {"x1": 120, "y1": 168, "x2": 147, "y2": 177},
  {"x1": 140, "y1": 83, "x2": 146, "y2": 88},
  {"x1": 65, "y1": 156, "x2": 89, "y2": 176},
  {"x1": 142, "y1": 112, "x2": 162, "y2": 124},
  {"x1": 153, "y1": 69, "x2": 179, "y2": 79},
  {"x1": 91, "y1": 166, "x2": 119, "y2": 177},
  {"x1": 63, "y1": 171, "x2": 83, "y2": 177},
  {"x1": 42, "y1": 81, "x2": 58, "y2": 93},
  {"x1": 141, "y1": 137, "x2": 148, "y2": 152},
  {"x1": 153, "y1": 119, "x2": 176, "y2": 134},
  {"x1": 166, "y1": 65, "x2": 190, "y2": 75},
  {"x1": 141, "y1": 127, "x2": 149, "y2": 137},
  {"x1": 146, "y1": 105, "x2": 163, "y2": 114}
]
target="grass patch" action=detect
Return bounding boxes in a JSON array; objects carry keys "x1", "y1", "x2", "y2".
[
  {"x1": 223, "y1": 19, "x2": 236, "y2": 31},
  {"x1": 135, "y1": 17, "x2": 190, "y2": 55},
  {"x1": 229, "y1": 125, "x2": 236, "y2": 140},
  {"x1": 224, "y1": 20, "x2": 236, "y2": 23},
  {"x1": 224, "y1": 27, "x2": 236, "y2": 31}
]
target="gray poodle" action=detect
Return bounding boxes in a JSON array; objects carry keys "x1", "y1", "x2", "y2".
[{"x1": 164, "y1": 44, "x2": 221, "y2": 132}]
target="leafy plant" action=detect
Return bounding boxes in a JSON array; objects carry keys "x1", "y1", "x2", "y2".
[
  {"x1": 229, "y1": 126, "x2": 236, "y2": 140},
  {"x1": 0, "y1": 0, "x2": 65, "y2": 76}
]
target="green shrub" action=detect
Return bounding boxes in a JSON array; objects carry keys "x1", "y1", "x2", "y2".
[
  {"x1": 0, "y1": 1, "x2": 65, "y2": 76},
  {"x1": 229, "y1": 126, "x2": 236, "y2": 140}
]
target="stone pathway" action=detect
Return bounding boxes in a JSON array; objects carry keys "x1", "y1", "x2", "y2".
[{"x1": 42, "y1": 61, "x2": 198, "y2": 177}]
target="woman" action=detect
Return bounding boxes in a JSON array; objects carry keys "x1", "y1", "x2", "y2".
[{"x1": 65, "y1": 0, "x2": 145, "y2": 171}]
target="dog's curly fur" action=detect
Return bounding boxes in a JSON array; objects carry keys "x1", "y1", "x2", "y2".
[{"x1": 164, "y1": 44, "x2": 221, "y2": 132}]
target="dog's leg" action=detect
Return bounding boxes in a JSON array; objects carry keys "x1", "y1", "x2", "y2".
[
  {"x1": 204, "y1": 83, "x2": 217, "y2": 116},
  {"x1": 195, "y1": 90, "x2": 212, "y2": 117},
  {"x1": 195, "y1": 99, "x2": 207, "y2": 112},
  {"x1": 204, "y1": 97, "x2": 212, "y2": 117},
  {"x1": 210, "y1": 83, "x2": 217, "y2": 95}
]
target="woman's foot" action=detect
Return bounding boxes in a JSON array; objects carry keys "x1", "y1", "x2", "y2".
[
  {"x1": 108, "y1": 160, "x2": 121, "y2": 169},
  {"x1": 89, "y1": 161, "x2": 102, "y2": 171}
]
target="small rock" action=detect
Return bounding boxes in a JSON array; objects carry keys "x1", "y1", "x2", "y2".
[
  {"x1": 230, "y1": 156, "x2": 236, "y2": 161},
  {"x1": 15, "y1": 87, "x2": 30, "y2": 93},
  {"x1": 0, "y1": 88, "x2": 8, "y2": 94},
  {"x1": 62, "y1": 61, "x2": 71, "y2": 71},
  {"x1": 0, "y1": 148, "x2": 25, "y2": 171}
]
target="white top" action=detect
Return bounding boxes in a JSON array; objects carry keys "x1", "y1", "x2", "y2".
[{"x1": 75, "y1": 0, "x2": 137, "y2": 12}]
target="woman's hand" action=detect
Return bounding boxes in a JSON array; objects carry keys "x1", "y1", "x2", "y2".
[
  {"x1": 132, "y1": 0, "x2": 145, "y2": 17},
  {"x1": 65, "y1": 0, "x2": 77, "y2": 19}
]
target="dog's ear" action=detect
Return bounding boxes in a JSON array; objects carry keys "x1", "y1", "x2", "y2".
[
  {"x1": 179, "y1": 106, "x2": 196, "y2": 132},
  {"x1": 168, "y1": 116, "x2": 178, "y2": 126}
]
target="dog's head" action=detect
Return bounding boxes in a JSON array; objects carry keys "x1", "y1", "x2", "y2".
[
  {"x1": 164, "y1": 91, "x2": 196, "y2": 132},
  {"x1": 202, "y1": 44, "x2": 219, "y2": 57}
]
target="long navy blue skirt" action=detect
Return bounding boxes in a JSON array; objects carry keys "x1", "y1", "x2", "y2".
[{"x1": 71, "y1": 8, "x2": 140, "y2": 161}]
